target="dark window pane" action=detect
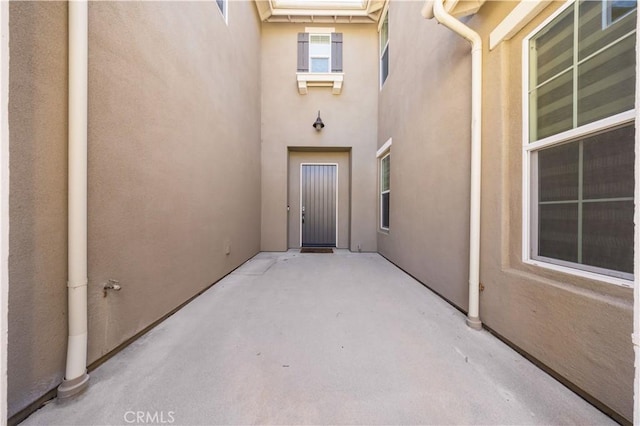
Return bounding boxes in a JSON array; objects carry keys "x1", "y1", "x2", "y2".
[
  {"x1": 382, "y1": 192, "x2": 390, "y2": 229},
  {"x1": 539, "y1": 203, "x2": 579, "y2": 262},
  {"x1": 577, "y1": 35, "x2": 635, "y2": 126},
  {"x1": 532, "y1": 6, "x2": 574, "y2": 85},
  {"x1": 216, "y1": 0, "x2": 224, "y2": 13},
  {"x1": 381, "y1": 47, "x2": 389, "y2": 85},
  {"x1": 380, "y1": 14, "x2": 388, "y2": 54},
  {"x1": 583, "y1": 124, "x2": 635, "y2": 199},
  {"x1": 582, "y1": 200, "x2": 634, "y2": 273},
  {"x1": 539, "y1": 142, "x2": 579, "y2": 202},
  {"x1": 381, "y1": 155, "x2": 390, "y2": 191},
  {"x1": 533, "y1": 70, "x2": 574, "y2": 140},
  {"x1": 611, "y1": 0, "x2": 637, "y2": 21},
  {"x1": 579, "y1": 0, "x2": 636, "y2": 60}
]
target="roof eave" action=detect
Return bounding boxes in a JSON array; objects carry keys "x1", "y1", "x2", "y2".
[
  {"x1": 422, "y1": 0, "x2": 486, "y2": 20},
  {"x1": 256, "y1": 0, "x2": 387, "y2": 24}
]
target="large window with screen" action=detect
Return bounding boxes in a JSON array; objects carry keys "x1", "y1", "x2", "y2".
[{"x1": 524, "y1": 0, "x2": 636, "y2": 281}]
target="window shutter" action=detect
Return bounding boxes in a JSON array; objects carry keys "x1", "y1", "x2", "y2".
[
  {"x1": 331, "y1": 33, "x2": 343, "y2": 72},
  {"x1": 297, "y1": 33, "x2": 309, "y2": 72}
]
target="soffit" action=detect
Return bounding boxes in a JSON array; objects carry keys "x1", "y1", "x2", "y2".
[{"x1": 255, "y1": 0, "x2": 387, "y2": 24}]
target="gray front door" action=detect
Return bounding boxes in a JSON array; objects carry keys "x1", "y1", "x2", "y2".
[{"x1": 301, "y1": 164, "x2": 337, "y2": 247}]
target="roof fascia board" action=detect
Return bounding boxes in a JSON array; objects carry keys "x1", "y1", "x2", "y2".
[
  {"x1": 377, "y1": 0, "x2": 389, "y2": 31},
  {"x1": 256, "y1": 0, "x2": 274, "y2": 21},
  {"x1": 273, "y1": 0, "x2": 368, "y2": 10},
  {"x1": 489, "y1": 0, "x2": 551, "y2": 50},
  {"x1": 422, "y1": 0, "x2": 485, "y2": 19},
  {"x1": 257, "y1": 0, "x2": 385, "y2": 23},
  {"x1": 367, "y1": 0, "x2": 385, "y2": 14},
  {"x1": 269, "y1": 8, "x2": 370, "y2": 16}
]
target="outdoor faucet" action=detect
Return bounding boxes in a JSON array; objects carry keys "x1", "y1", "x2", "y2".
[{"x1": 103, "y1": 279, "x2": 121, "y2": 297}]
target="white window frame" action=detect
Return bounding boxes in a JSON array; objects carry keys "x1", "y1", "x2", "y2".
[
  {"x1": 378, "y1": 138, "x2": 392, "y2": 231},
  {"x1": 521, "y1": 0, "x2": 636, "y2": 287},
  {"x1": 602, "y1": 0, "x2": 636, "y2": 29},
  {"x1": 379, "y1": 9, "x2": 389, "y2": 88},
  {"x1": 216, "y1": 0, "x2": 228, "y2": 24},
  {"x1": 309, "y1": 33, "x2": 332, "y2": 74}
]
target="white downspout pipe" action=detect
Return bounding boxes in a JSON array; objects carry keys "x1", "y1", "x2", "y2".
[
  {"x1": 57, "y1": 0, "x2": 90, "y2": 399},
  {"x1": 426, "y1": 0, "x2": 483, "y2": 330}
]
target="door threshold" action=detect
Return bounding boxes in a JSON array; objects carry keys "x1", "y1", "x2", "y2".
[{"x1": 300, "y1": 248, "x2": 334, "y2": 254}]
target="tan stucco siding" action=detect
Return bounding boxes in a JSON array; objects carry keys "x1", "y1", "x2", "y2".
[
  {"x1": 8, "y1": 0, "x2": 634, "y2": 422},
  {"x1": 377, "y1": 1, "x2": 473, "y2": 309},
  {"x1": 8, "y1": 1, "x2": 69, "y2": 417},
  {"x1": 260, "y1": 23, "x2": 378, "y2": 252},
  {"x1": 481, "y1": 2, "x2": 633, "y2": 421},
  {"x1": 378, "y1": 0, "x2": 633, "y2": 421},
  {"x1": 8, "y1": 1, "x2": 262, "y2": 418}
]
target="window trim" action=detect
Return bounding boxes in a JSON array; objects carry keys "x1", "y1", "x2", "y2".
[
  {"x1": 521, "y1": 0, "x2": 635, "y2": 287},
  {"x1": 309, "y1": 33, "x2": 332, "y2": 73},
  {"x1": 602, "y1": 0, "x2": 636, "y2": 29},
  {"x1": 378, "y1": 138, "x2": 392, "y2": 232}
]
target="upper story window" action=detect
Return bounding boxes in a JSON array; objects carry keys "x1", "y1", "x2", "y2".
[
  {"x1": 380, "y1": 11, "x2": 389, "y2": 86},
  {"x1": 296, "y1": 31, "x2": 344, "y2": 94},
  {"x1": 309, "y1": 34, "x2": 331, "y2": 72},
  {"x1": 216, "y1": 0, "x2": 228, "y2": 23},
  {"x1": 523, "y1": 0, "x2": 636, "y2": 283},
  {"x1": 297, "y1": 32, "x2": 343, "y2": 73}
]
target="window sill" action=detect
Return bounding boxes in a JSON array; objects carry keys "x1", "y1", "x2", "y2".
[
  {"x1": 523, "y1": 258, "x2": 633, "y2": 288},
  {"x1": 296, "y1": 72, "x2": 344, "y2": 95}
]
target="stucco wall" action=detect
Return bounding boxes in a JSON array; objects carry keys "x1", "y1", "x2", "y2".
[
  {"x1": 8, "y1": 1, "x2": 262, "y2": 418},
  {"x1": 260, "y1": 23, "x2": 378, "y2": 252},
  {"x1": 8, "y1": 2, "x2": 69, "y2": 417},
  {"x1": 377, "y1": 1, "x2": 472, "y2": 309},
  {"x1": 378, "y1": 1, "x2": 633, "y2": 421},
  {"x1": 480, "y1": 2, "x2": 633, "y2": 421}
]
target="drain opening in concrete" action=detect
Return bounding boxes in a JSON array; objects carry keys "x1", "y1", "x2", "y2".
[{"x1": 300, "y1": 248, "x2": 334, "y2": 254}]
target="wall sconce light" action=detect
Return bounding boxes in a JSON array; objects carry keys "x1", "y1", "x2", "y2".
[{"x1": 313, "y1": 111, "x2": 325, "y2": 131}]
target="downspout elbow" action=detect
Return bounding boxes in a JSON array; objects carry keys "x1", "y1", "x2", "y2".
[{"x1": 432, "y1": 0, "x2": 481, "y2": 49}]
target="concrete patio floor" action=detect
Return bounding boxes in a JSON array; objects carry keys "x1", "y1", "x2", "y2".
[{"x1": 22, "y1": 250, "x2": 614, "y2": 425}]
